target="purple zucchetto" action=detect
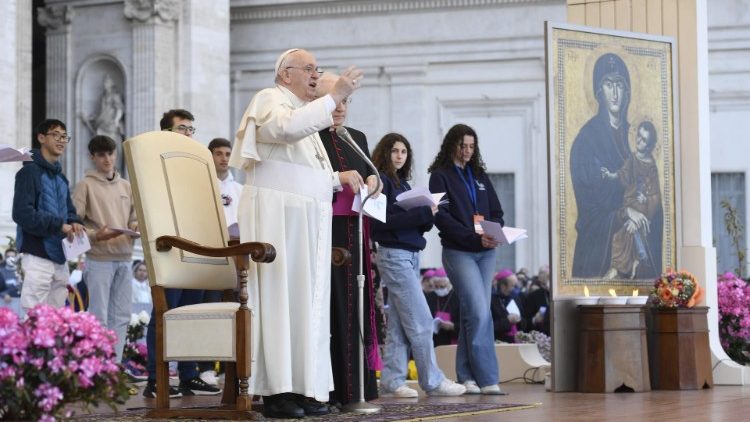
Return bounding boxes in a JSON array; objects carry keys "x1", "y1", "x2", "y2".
[
  {"x1": 494, "y1": 268, "x2": 514, "y2": 281},
  {"x1": 432, "y1": 268, "x2": 447, "y2": 278}
]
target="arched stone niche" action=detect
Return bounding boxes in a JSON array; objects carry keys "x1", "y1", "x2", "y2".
[{"x1": 74, "y1": 55, "x2": 127, "y2": 182}]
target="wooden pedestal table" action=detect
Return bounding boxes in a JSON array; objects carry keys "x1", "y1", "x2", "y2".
[
  {"x1": 578, "y1": 305, "x2": 650, "y2": 393},
  {"x1": 647, "y1": 306, "x2": 713, "y2": 390}
]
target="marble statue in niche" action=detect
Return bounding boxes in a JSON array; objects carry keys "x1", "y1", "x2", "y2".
[
  {"x1": 81, "y1": 74, "x2": 124, "y2": 141},
  {"x1": 80, "y1": 74, "x2": 125, "y2": 170}
]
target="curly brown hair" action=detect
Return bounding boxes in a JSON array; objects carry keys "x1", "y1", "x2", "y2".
[
  {"x1": 427, "y1": 123, "x2": 486, "y2": 176},
  {"x1": 372, "y1": 133, "x2": 412, "y2": 187}
]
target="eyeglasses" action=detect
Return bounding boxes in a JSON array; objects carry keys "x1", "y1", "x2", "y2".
[
  {"x1": 342, "y1": 97, "x2": 353, "y2": 105},
  {"x1": 46, "y1": 132, "x2": 71, "y2": 143},
  {"x1": 169, "y1": 125, "x2": 196, "y2": 135},
  {"x1": 285, "y1": 65, "x2": 323, "y2": 75}
]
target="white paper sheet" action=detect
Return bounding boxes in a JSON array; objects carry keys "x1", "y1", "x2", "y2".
[
  {"x1": 62, "y1": 233, "x2": 91, "y2": 261},
  {"x1": 479, "y1": 220, "x2": 528, "y2": 246},
  {"x1": 351, "y1": 185, "x2": 387, "y2": 223},
  {"x1": 506, "y1": 298, "x2": 521, "y2": 317},
  {"x1": 0, "y1": 144, "x2": 33, "y2": 162},
  {"x1": 111, "y1": 227, "x2": 141, "y2": 238},
  {"x1": 394, "y1": 186, "x2": 445, "y2": 210}
]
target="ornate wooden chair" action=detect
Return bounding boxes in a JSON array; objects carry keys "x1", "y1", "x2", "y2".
[{"x1": 124, "y1": 131, "x2": 274, "y2": 420}]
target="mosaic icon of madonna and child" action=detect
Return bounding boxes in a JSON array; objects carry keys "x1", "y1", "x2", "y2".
[{"x1": 570, "y1": 53, "x2": 663, "y2": 280}]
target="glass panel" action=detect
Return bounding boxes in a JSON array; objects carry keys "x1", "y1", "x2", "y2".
[
  {"x1": 488, "y1": 173, "x2": 515, "y2": 271},
  {"x1": 711, "y1": 172, "x2": 746, "y2": 276}
]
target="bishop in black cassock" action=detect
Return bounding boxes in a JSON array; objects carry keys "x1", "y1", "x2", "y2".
[{"x1": 319, "y1": 125, "x2": 381, "y2": 406}]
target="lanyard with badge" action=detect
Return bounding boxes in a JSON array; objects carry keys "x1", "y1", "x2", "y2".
[{"x1": 454, "y1": 165, "x2": 484, "y2": 234}]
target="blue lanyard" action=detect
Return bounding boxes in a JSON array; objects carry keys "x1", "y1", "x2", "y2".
[{"x1": 454, "y1": 165, "x2": 477, "y2": 214}]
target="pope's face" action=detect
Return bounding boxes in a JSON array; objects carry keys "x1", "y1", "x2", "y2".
[
  {"x1": 601, "y1": 76, "x2": 625, "y2": 115},
  {"x1": 283, "y1": 51, "x2": 320, "y2": 102}
]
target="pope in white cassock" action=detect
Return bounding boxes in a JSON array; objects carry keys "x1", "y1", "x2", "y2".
[{"x1": 228, "y1": 48, "x2": 363, "y2": 419}]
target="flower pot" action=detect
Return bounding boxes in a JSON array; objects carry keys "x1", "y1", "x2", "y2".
[{"x1": 647, "y1": 306, "x2": 713, "y2": 390}]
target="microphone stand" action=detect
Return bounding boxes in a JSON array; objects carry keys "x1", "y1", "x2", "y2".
[{"x1": 335, "y1": 126, "x2": 382, "y2": 415}]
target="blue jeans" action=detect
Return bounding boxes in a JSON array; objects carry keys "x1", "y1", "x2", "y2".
[
  {"x1": 146, "y1": 288, "x2": 205, "y2": 382},
  {"x1": 378, "y1": 246, "x2": 445, "y2": 392},
  {"x1": 442, "y1": 247, "x2": 498, "y2": 387}
]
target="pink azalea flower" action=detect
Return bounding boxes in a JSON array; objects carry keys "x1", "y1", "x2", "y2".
[
  {"x1": 717, "y1": 272, "x2": 750, "y2": 364},
  {"x1": 1, "y1": 304, "x2": 129, "y2": 420},
  {"x1": 34, "y1": 383, "x2": 63, "y2": 413}
]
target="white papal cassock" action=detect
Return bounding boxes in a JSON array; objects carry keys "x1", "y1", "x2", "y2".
[{"x1": 229, "y1": 85, "x2": 337, "y2": 401}]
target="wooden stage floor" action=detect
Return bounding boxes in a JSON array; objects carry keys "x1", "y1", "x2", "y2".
[{"x1": 100, "y1": 381, "x2": 749, "y2": 421}]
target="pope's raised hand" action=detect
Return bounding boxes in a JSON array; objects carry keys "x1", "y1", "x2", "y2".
[{"x1": 330, "y1": 66, "x2": 364, "y2": 105}]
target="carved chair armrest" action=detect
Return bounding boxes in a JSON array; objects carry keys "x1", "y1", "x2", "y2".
[
  {"x1": 155, "y1": 235, "x2": 276, "y2": 263},
  {"x1": 331, "y1": 247, "x2": 351, "y2": 267}
]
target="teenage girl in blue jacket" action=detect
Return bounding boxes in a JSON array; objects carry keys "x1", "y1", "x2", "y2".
[
  {"x1": 371, "y1": 133, "x2": 465, "y2": 398},
  {"x1": 428, "y1": 123, "x2": 505, "y2": 395}
]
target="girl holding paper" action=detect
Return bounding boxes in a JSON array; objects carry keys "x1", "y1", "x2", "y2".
[
  {"x1": 428, "y1": 123, "x2": 505, "y2": 395},
  {"x1": 371, "y1": 133, "x2": 466, "y2": 398}
]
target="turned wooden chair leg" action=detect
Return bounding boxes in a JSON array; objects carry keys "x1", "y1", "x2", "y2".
[{"x1": 222, "y1": 362, "x2": 238, "y2": 406}]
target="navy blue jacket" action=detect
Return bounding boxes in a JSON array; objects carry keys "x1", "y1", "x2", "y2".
[
  {"x1": 13, "y1": 149, "x2": 81, "y2": 264},
  {"x1": 371, "y1": 173, "x2": 433, "y2": 252},
  {"x1": 429, "y1": 166, "x2": 504, "y2": 252}
]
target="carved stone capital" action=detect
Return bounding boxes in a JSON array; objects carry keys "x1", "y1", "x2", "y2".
[
  {"x1": 37, "y1": 4, "x2": 73, "y2": 31},
  {"x1": 124, "y1": 0, "x2": 180, "y2": 24}
]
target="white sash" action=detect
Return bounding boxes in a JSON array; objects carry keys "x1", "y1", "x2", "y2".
[{"x1": 245, "y1": 159, "x2": 332, "y2": 203}]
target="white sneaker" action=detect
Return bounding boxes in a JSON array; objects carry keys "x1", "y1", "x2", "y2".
[
  {"x1": 463, "y1": 380, "x2": 481, "y2": 394},
  {"x1": 123, "y1": 368, "x2": 148, "y2": 384},
  {"x1": 427, "y1": 379, "x2": 466, "y2": 396},
  {"x1": 480, "y1": 383, "x2": 505, "y2": 395},
  {"x1": 199, "y1": 370, "x2": 219, "y2": 387},
  {"x1": 384, "y1": 384, "x2": 419, "y2": 398}
]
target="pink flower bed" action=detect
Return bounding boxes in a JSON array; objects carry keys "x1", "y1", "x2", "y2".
[
  {"x1": 717, "y1": 272, "x2": 750, "y2": 364},
  {"x1": 0, "y1": 305, "x2": 129, "y2": 421}
]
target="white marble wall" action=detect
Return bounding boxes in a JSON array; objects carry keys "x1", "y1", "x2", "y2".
[
  {"x1": 0, "y1": 0, "x2": 32, "y2": 247},
  {"x1": 229, "y1": 0, "x2": 566, "y2": 269},
  {"x1": 177, "y1": 0, "x2": 231, "y2": 140},
  {"x1": 708, "y1": 0, "x2": 750, "y2": 268},
  {"x1": 40, "y1": 0, "x2": 230, "y2": 183}
]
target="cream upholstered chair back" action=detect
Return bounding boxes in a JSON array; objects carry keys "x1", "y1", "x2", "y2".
[{"x1": 124, "y1": 131, "x2": 237, "y2": 291}]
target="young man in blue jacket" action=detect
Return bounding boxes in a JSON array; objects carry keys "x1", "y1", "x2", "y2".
[{"x1": 13, "y1": 119, "x2": 84, "y2": 313}]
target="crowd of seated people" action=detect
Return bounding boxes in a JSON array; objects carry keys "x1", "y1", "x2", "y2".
[{"x1": 376, "y1": 264, "x2": 551, "y2": 349}]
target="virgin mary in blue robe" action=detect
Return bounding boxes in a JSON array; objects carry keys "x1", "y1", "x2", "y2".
[{"x1": 570, "y1": 53, "x2": 634, "y2": 278}]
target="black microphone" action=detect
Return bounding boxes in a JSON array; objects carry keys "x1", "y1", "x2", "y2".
[{"x1": 334, "y1": 126, "x2": 382, "y2": 205}]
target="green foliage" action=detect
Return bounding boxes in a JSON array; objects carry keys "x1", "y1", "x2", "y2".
[{"x1": 721, "y1": 200, "x2": 746, "y2": 278}]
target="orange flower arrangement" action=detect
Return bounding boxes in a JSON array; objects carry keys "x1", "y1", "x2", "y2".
[{"x1": 649, "y1": 269, "x2": 704, "y2": 308}]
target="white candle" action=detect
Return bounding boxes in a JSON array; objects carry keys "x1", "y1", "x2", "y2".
[
  {"x1": 598, "y1": 296, "x2": 628, "y2": 305},
  {"x1": 626, "y1": 296, "x2": 648, "y2": 305},
  {"x1": 572, "y1": 296, "x2": 599, "y2": 306}
]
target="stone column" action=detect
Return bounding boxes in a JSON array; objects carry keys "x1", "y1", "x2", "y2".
[
  {"x1": 0, "y1": 0, "x2": 33, "y2": 242},
  {"x1": 124, "y1": 0, "x2": 179, "y2": 135},
  {"x1": 38, "y1": 4, "x2": 74, "y2": 172},
  {"x1": 566, "y1": 0, "x2": 748, "y2": 385},
  {"x1": 176, "y1": 0, "x2": 230, "y2": 142}
]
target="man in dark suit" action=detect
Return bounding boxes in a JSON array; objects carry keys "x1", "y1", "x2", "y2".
[{"x1": 315, "y1": 73, "x2": 382, "y2": 408}]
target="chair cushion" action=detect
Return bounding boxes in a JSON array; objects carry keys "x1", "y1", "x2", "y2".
[{"x1": 164, "y1": 302, "x2": 243, "y2": 361}]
